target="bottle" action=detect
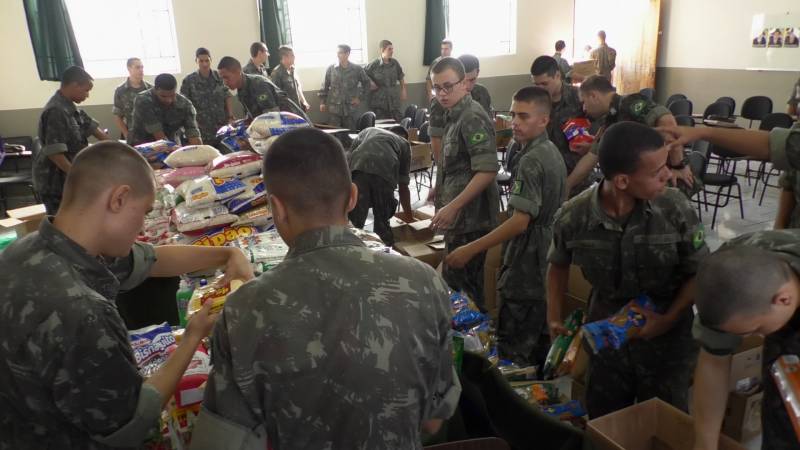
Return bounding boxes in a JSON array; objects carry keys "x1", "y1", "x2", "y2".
[{"x1": 175, "y1": 279, "x2": 195, "y2": 327}]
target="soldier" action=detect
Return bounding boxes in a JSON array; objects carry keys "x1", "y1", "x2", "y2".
[
  {"x1": 319, "y1": 44, "x2": 374, "y2": 129},
  {"x1": 458, "y1": 54, "x2": 492, "y2": 117},
  {"x1": 568, "y1": 75, "x2": 694, "y2": 197},
  {"x1": 429, "y1": 57, "x2": 499, "y2": 310},
  {"x1": 775, "y1": 164, "x2": 800, "y2": 229},
  {"x1": 546, "y1": 121, "x2": 709, "y2": 418},
  {"x1": 192, "y1": 128, "x2": 460, "y2": 449},
  {"x1": 0, "y1": 141, "x2": 254, "y2": 449},
  {"x1": 689, "y1": 230, "x2": 800, "y2": 450},
  {"x1": 530, "y1": 55, "x2": 594, "y2": 197},
  {"x1": 365, "y1": 39, "x2": 408, "y2": 121},
  {"x1": 112, "y1": 57, "x2": 151, "y2": 140},
  {"x1": 270, "y1": 45, "x2": 310, "y2": 112},
  {"x1": 33, "y1": 66, "x2": 110, "y2": 215},
  {"x1": 553, "y1": 40, "x2": 572, "y2": 80},
  {"x1": 786, "y1": 76, "x2": 800, "y2": 115},
  {"x1": 347, "y1": 126, "x2": 413, "y2": 246},
  {"x1": 446, "y1": 87, "x2": 566, "y2": 366},
  {"x1": 590, "y1": 30, "x2": 616, "y2": 81},
  {"x1": 243, "y1": 41, "x2": 270, "y2": 77},
  {"x1": 426, "y1": 39, "x2": 453, "y2": 102},
  {"x1": 127, "y1": 73, "x2": 201, "y2": 146},
  {"x1": 180, "y1": 47, "x2": 234, "y2": 148}
]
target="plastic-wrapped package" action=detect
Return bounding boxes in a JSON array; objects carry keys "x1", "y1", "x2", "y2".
[
  {"x1": 225, "y1": 176, "x2": 267, "y2": 214},
  {"x1": 562, "y1": 118, "x2": 594, "y2": 152},
  {"x1": 771, "y1": 355, "x2": 800, "y2": 440},
  {"x1": 232, "y1": 205, "x2": 274, "y2": 229},
  {"x1": 216, "y1": 120, "x2": 252, "y2": 152},
  {"x1": 186, "y1": 275, "x2": 243, "y2": 317},
  {"x1": 542, "y1": 309, "x2": 584, "y2": 379},
  {"x1": 186, "y1": 225, "x2": 261, "y2": 247},
  {"x1": 246, "y1": 111, "x2": 309, "y2": 139},
  {"x1": 164, "y1": 145, "x2": 221, "y2": 168},
  {"x1": 582, "y1": 295, "x2": 654, "y2": 354},
  {"x1": 249, "y1": 135, "x2": 279, "y2": 155},
  {"x1": 178, "y1": 176, "x2": 246, "y2": 209},
  {"x1": 158, "y1": 166, "x2": 208, "y2": 188},
  {"x1": 172, "y1": 203, "x2": 238, "y2": 233},
  {"x1": 135, "y1": 140, "x2": 179, "y2": 165},
  {"x1": 129, "y1": 323, "x2": 177, "y2": 377},
  {"x1": 207, "y1": 151, "x2": 262, "y2": 179}
]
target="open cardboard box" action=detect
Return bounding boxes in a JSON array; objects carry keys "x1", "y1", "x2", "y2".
[
  {"x1": 409, "y1": 141, "x2": 433, "y2": 172},
  {"x1": 587, "y1": 398, "x2": 746, "y2": 450},
  {"x1": 722, "y1": 387, "x2": 763, "y2": 443},
  {"x1": 0, "y1": 204, "x2": 47, "y2": 238},
  {"x1": 729, "y1": 335, "x2": 763, "y2": 392}
]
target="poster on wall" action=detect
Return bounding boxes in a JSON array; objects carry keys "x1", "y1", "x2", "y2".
[
  {"x1": 752, "y1": 29, "x2": 767, "y2": 47},
  {"x1": 786, "y1": 28, "x2": 799, "y2": 47},
  {"x1": 768, "y1": 28, "x2": 784, "y2": 47},
  {"x1": 748, "y1": 13, "x2": 800, "y2": 70}
]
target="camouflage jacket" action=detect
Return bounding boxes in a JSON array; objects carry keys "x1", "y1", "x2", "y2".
[
  {"x1": 348, "y1": 127, "x2": 411, "y2": 187},
  {"x1": 112, "y1": 78, "x2": 152, "y2": 127},
  {"x1": 365, "y1": 57, "x2": 404, "y2": 111},
  {"x1": 180, "y1": 70, "x2": 232, "y2": 143},
  {"x1": 243, "y1": 59, "x2": 270, "y2": 78},
  {"x1": 193, "y1": 226, "x2": 461, "y2": 450},
  {"x1": 33, "y1": 91, "x2": 98, "y2": 196},
  {"x1": 469, "y1": 83, "x2": 493, "y2": 118},
  {"x1": 0, "y1": 219, "x2": 160, "y2": 449},
  {"x1": 127, "y1": 88, "x2": 200, "y2": 146},
  {"x1": 270, "y1": 64, "x2": 304, "y2": 107},
  {"x1": 498, "y1": 132, "x2": 567, "y2": 299},
  {"x1": 318, "y1": 63, "x2": 372, "y2": 115},
  {"x1": 237, "y1": 73, "x2": 310, "y2": 122},
  {"x1": 590, "y1": 94, "x2": 671, "y2": 156},
  {"x1": 590, "y1": 44, "x2": 617, "y2": 77}
]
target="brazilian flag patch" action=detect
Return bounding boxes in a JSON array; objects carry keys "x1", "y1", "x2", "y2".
[
  {"x1": 630, "y1": 99, "x2": 647, "y2": 118},
  {"x1": 257, "y1": 93, "x2": 269, "y2": 102},
  {"x1": 512, "y1": 180, "x2": 523, "y2": 195},
  {"x1": 692, "y1": 225, "x2": 705, "y2": 249},
  {"x1": 469, "y1": 131, "x2": 488, "y2": 145}
]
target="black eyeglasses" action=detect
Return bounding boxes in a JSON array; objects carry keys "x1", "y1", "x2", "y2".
[{"x1": 432, "y1": 79, "x2": 464, "y2": 95}]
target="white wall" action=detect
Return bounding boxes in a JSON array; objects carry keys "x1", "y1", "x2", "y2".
[{"x1": 0, "y1": 0, "x2": 572, "y2": 111}]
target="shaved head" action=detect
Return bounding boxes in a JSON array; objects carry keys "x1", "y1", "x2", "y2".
[
  {"x1": 695, "y1": 247, "x2": 794, "y2": 327},
  {"x1": 61, "y1": 141, "x2": 155, "y2": 209}
]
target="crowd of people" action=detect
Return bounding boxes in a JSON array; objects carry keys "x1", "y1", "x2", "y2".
[{"x1": 3, "y1": 28, "x2": 800, "y2": 450}]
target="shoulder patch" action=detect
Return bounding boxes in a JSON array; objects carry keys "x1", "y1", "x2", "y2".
[
  {"x1": 630, "y1": 99, "x2": 647, "y2": 117},
  {"x1": 469, "y1": 130, "x2": 488, "y2": 146},
  {"x1": 512, "y1": 180, "x2": 523, "y2": 195},
  {"x1": 257, "y1": 93, "x2": 268, "y2": 102},
  {"x1": 693, "y1": 225, "x2": 705, "y2": 249}
]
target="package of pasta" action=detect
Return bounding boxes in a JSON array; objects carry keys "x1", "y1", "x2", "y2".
[
  {"x1": 178, "y1": 176, "x2": 247, "y2": 209},
  {"x1": 164, "y1": 144, "x2": 221, "y2": 168},
  {"x1": 207, "y1": 151, "x2": 262, "y2": 179},
  {"x1": 129, "y1": 322, "x2": 177, "y2": 377},
  {"x1": 187, "y1": 225, "x2": 261, "y2": 247},
  {"x1": 172, "y1": 203, "x2": 238, "y2": 233},
  {"x1": 582, "y1": 295, "x2": 655, "y2": 354},
  {"x1": 135, "y1": 140, "x2": 178, "y2": 165},
  {"x1": 186, "y1": 275, "x2": 243, "y2": 318},
  {"x1": 226, "y1": 175, "x2": 267, "y2": 214},
  {"x1": 771, "y1": 355, "x2": 800, "y2": 441}
]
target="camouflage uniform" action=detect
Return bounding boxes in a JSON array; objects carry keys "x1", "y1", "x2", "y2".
[
  {"x1": 33, "y1": 90, "x2": 99, "y2": 214},
  {"x1": 180, "y1": 70, "x2": 232, "y2": 146},
  {"x1": 426, "y1": 56, "x2": 443, "y2": 85},
  {"x1": 787, "y1": 77, "x2": 800, "y2": 111},
  {"x1": 270, "y1": 64, "x2": 304, "y2": 109},
  {"x1": 469, "y1": 83, "x2": 493, "y2": 118},
  {"x1": 237, "y1": 73, "x2": 310, "y2": 122},
  {"x1": 437, "y1": 95, "x2": 500, "y2": 309},
  {"x1": 127, "y1": 88, "x2": 200, "y2": 146},
  {"x1": 319, "y1": 63, "x2": 372, "y2": 129},
  {"x1": 365, "y1": 57, "x2": 405, "y2": 121},
  {"x1": 112, "y1": 78, "x2": 152, "y2": 133},
  {"x1": 549, "y1": 82, "x2": 596, "y2": 197},
  {"x1": 0, "y1": 218, "x2": 160, "y2": 449},
  {"x1": 548, "y1": 183, "x2": 709, "y2": 418},
  {"x1": 778, "y1": 169, "x2": 800, "y2": 228},
  {"x1": 692, "y1": 229, "x2": 800, "y2": 450},
  {"x1": 590, "y1": 43, "x2": 617, "y2": 80},
  {"x1": 347, "y1": 127, "x2": 411, "y2": 246},
  {"x1": 553, "y1": 52, "x2": 572, "y2": 80},
  {"x1": 497, "y1": 132, "x2": 566, "y2": 366},
  {"x1": 192, "y1": 226, "x2": 461, "y2": 450},
  {"x1": 243, "y1": 59, "x2": 270, "y2": 77}
]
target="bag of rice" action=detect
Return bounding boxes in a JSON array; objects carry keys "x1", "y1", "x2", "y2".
[
  {"x1": 249, "y1": 135, "x2": 279, "y2": 155},
  {"x1": 226, "y1": 175, "x2": 267, "y2": 214},
  {"x1": 233, "y1": 205, "x2": 274, "y2": 228},
  {"x1": 135, "y1": 140, "x2": 178, "y2": 164},
  {"x1": 172, "y1": 203, "x2": 238, "y2": 233},
  {"x1": 164, "y1": 145, "x2": 221, "y2": 168},
  {"x1": 159, "y1": 166, "x2": 208, "y2": 187},
  {"x1": 178, "y1": 176, "x2": 246, "y2": 209},
  {"x1": 246, "y1": 111, "x2": 309, "y2": 139},
  {"x1": 217, "y1": 121, "x2": 251, "y2": 152},
  {"x1": 207, "y1": 151, "x2": 261, "y2": 179}
]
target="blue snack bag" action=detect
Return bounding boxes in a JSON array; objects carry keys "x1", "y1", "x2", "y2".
[{"x1": 582, "y1": 294, "x2": 656, "y2": 353}]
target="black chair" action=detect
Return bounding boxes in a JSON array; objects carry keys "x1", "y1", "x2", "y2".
[
  {"x1": 700, "y1": 143, "x2": 745, "y2": 228},
  {"x1": 715, "y1": 96, "x2": 736, "y2": 115},
  {"x1": 639, "y1": 87, "x2": 655, "y2": 100},
  {"x1": 686, "y1": 145, "x2": 708, "y2": 220},
  {"x1": 753, "y1": 112, "x2": 796, "y2": 203},
  {"x1": 668, "y1": 99, "x2": 693, "y2": 117},
  {"x1": 399, "y1": 117, "x2": 413, "y2": 130},
  {"x1": 414, "y1": 108, "x2": 429, "y2": 128},
  {"x1": 666, "y1": 93, "x2": 687, "y2": 107},
  {"x1": 419, "y1": 121, "x2": 431, "y2": 143},
  {"x1": 675, "y1": 114, "x2": 695, "y2": 127},
  {"x1": 741, "y1": 96, "x2": 774, "y2": 128},
  {"x1": 702, "y1": 101, "x2": 733, "y2": 120},
  {"x1": 356, "y1": 111, "x2": 376, "y2": 131},
  {"x1": 404, "y1": 104, "x2": 418, "y2": 120},
  {"x1": 0, "y1": 145, "x2": 39, "y2": 215}
]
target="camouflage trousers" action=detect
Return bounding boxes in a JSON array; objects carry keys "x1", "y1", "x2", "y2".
[
  {"x1": 762, "y1": 327, "x2": 800, "y2": 449},
  {"x1": 328, "y1": 110, "x2": 358, "y2": 130},
  {"x1": 372, "y1": 107, "x2": 403, "y2": 123},
  {"x1": 349, "y1": 172, "x2": 397, "y2": 246},
  {"x1": 497, "y1": 296, "x2": 549, "y2": 367},
  {"x1": 585, "y1": 317, "x2": 698, "y2": 418},
  {"x1": 443, "y1": 230, "x2": 489, "y2": 311}
]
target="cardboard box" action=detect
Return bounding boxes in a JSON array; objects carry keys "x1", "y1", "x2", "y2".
[
  {"x1": 567, "y1": 265, "x2": 592, "y2": 301},
  {"x1": 409, "y1": 141, "x2": 433, "y2": 172},
  {"x1": 482, "y1": 212, "x2": 509, "y2": 318},
  {"x1": 394, "y1": 239, "x2": 443, "y2": 268},
  {"x1": 407, "y1": 128, "x2": 419, "y2": 142},
  {"x1": 722, "y1": 388, "x2": 763, "y2": 442},
  {"x1": 729, "y1": 335, "x2": 763, "y2": 392},
  {"x1": 1, "y1": 204, "x2": 46, "y2": 238},
  {"x1": 390, "y1": 211, "x2": 434, "y2": 243},
  {"x1": 7, "y1": 204, "x2": 46, "y2": 221},
  {"x1": 587, "y1": 398, "x2": 746, "y2": 450},
  {"x1": 571, "y1": 60, "x2": 598, "y2": 80}
]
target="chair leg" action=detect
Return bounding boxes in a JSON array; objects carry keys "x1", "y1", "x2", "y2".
[
  {"x1": 710, "y1": 186, "x2": 722, "y2": 229},
  {"x1": 736, "y1": 184, "x2": 744, "y2": 219},
  {"x1": 751, "y1": 162, "x2": 765, "y2": 198}
]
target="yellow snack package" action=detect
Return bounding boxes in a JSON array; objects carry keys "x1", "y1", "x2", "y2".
[{"x1": 186, "y1": 276, "x2": 243, "y2": 317}]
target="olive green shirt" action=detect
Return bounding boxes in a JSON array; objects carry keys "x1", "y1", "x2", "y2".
[
  {"x1": 127, "y1": 88, "x2": 200, "y2": 146},
  {"x1": 348, "y1": 127, "x2": 411, "y2": 187}
]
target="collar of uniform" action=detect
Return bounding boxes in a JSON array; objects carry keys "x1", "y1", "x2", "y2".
[
  {"x1": 54, "y1": 90, "x2": 78, "y2": 114},
  {"x1": 517, "y1": 131, "x2": 550, "y2": 157},
  {"x1": 240, "y1": 73, "x2": 253, "y2": 92},
  {"x1": 587, "y1": 179, "x2": 653, "y2": 230},
  {"x1": 38, "y1": 217, "x2": 112, "y2": 277},
  {"x1": 286, "y1": 226, "x2": 366, "y2": 258},
  {"x1": 607, "y1": 94, "x2": 622, "y2": 118},
  {"x1": 379, "y1": 58, "x2": 393, "y2": 66},
  {"x1": 445, "y1": 94, "x2": 474, "y2": 123}
]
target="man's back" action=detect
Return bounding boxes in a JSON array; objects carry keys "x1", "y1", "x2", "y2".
[{"x1": 200, "y1": 226, "x2": 459, "y2": 450}]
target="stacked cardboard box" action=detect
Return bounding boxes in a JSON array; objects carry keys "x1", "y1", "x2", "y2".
[
  {"x1": 721, "y1": 335, "x2": 764, "y2": 442},
  {"x1": 0, "y1": 204, "x2": 47, "y2": 238}
]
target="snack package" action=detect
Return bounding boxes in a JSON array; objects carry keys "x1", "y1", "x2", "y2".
[
  {"x1": 246, "y1": 111, "x2": 309, "y2": 139},
  {"x1": 207, "y1": 151, "x2": 261, "y2": 179},
  {"x1": 556, "y1": 331, "x2": 584, "y2": 378},
  {"x1": 542, "y1": 309, "x2": 584, "y2": 380},
  {"x1": 216, "y1": 120, "x2": 252, "y2": 152},
  {"x1": 226, "y1": 176, "x2": 267, "y2": 214},
  {"x1": 562, "y1": 118, "x2": 594, "y2": 152},
  {"x1": 186, "y1": 275, "x2": 243, "y2": 317},
  {"x1": 169, "y1": 344, "x2": 211, "y2": 408},
  {"x1": 233, "y1": 205, "x2": 274, "y2": 228},
  {"x1": 771, "y1": 355, "x2": 800, "y2": 440},
  {"x1": 452, "y1": 308, "x2": 488, "y2": 332},
  {"x1": 158, "y1": 166, "x2": 208, "y2": 188},
  {"x1": 164, "y1": 145, "x2": 221, "y2": 168},
  {"x1": 129, "y1": 323, "x2": 177, "y2": 377},
  {"x1": 187, "y1": 225, "x2": 260, "y2": 247},
  {"x1": 542, "y1": 400, "x2": 587, "y2": 422},
  {"x1": 172, "y1": 203, "x2": 238, "y2": 233},
  {"x1": 582, "y1": 295, "x2": 655, "y2": 354},
  {"x1": 178, "y1": 176, "x2": 246, "y2": 209}
]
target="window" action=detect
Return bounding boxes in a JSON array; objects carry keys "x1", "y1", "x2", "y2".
[
  {"x1": 284, "y1": 0, "x2": 368, "y2": 67},
  {"x1": 64, "y1": 0, "x2": 180, "y2": 79},
  {"x1": 447, "y1": 0, "x2": 516, "y2": 57}
]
